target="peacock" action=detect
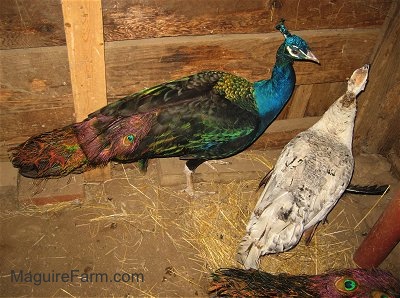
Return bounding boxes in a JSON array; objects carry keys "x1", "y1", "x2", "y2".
[
  {"x1": 9, "y1": 20, "x2": 319, "y2": 196},
  {"x1": 209, "y1": 267, "x2": 400, "y2": 297},
  {"x1": 236, "y1": 65, "x2": 371, "y2": 269}
]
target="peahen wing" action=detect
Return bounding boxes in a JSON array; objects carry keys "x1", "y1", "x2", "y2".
[{"x1": 238, "y1": 130, "x2": 354, "y2": 269}]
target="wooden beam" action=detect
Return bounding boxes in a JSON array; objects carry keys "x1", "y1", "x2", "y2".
[
  {"x1": 1, "y1": 0, "x2": 392, "y2": 50},
  {"x1": 62, "y1": 0, "x2": 110, "y2": 181},
  {"x1": 354, "y1": 2, "x2": 400, "y2": 158},
  {"x1": 286, "y1": 84, "x2": 313, "y2": 119},
  {"x1": 250, "y1": 116, "x2": 321, "y2": 150}
]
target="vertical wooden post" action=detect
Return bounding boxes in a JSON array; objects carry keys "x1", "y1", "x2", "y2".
[
  {"x1": 354, "y1": 2, "x2": 400, "y2": 156},
  {"x1": 62, "y1": 0, "x2": 110, "y2": 181}
]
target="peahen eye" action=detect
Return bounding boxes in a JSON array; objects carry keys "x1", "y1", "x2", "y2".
[
  {"x1": 123, "y1": 134, "x2": 135, "y2": 146},
  {"x1": 335, "y1": 276, "x2": 358, "y2": 293},
  {"x1": 371, "y1": 290, "x2": 390, "y2": 298}
]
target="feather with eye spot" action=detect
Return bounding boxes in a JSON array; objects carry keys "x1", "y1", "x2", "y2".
[{"x1": 209, "y1": 267, "x2": 400, "y2": 298}]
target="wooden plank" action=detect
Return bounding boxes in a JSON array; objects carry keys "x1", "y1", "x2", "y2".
[
  {"x1": 156, "y1": 150, "x2": 275, "y2": 187},
  {"x1": 62, "y1": 0, "x2": 110, "y2": 180},
  {"x1": 102, "y1": 0, "x2": 391, "y2": 41},
  {"x1": 304, "y1": 81, "x2": 346, "y2": 117},
  {"x1": 1, "y1": 28, "x2": 379, "y2": 116},
  {"x1": 286, "y1": 84, "x2": 313, "y2": 119},
  {"x1": 0, "y1": 46, "x2": 72, "y2": 114},
  {"x1": 1, "y1": 0, "x2": 391, "y2": 49},
  {"x1": 0, "y1": 162, "x2": 18, "y2": 187},
  {"x1": 354, "y1": 1, "x2": 400, "y2": 158},
  {"x1": 105, "y1": 28, "x2": 380, "y2": 98},
  {"x1": 0, "y1": 0, "x2": 65, "y2": 49},
  {"x1": 62, "y1": 0, "x2": 107, "y2": 121},
  {"x1": 0, "y1": 107, "x2": 75, "y2": 143},
  {"x1": 250, "y1": 116, "x2": 321, "y2": 150}
]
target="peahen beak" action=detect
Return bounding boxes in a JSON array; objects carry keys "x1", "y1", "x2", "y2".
[{"x1": 305, "y1": 50, "x2": 320, "y2": 64}]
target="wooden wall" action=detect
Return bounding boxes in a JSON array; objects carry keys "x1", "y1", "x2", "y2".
[
  {"x1": 0, "y1": 0, "x2": 397, "y2": 163},
  {"x1": 354, "y1": 1, "x2": 400, "y2": 175}
]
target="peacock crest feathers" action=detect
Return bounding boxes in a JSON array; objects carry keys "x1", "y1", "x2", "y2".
[{"x1": 276, "y1": 19, "x2": 309, "y2": 52}]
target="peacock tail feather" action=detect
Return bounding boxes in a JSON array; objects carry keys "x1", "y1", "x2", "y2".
[
  {"x1": 9, "y1": 125, "x2": 89, "y2": 178},
  {"x1": 209, "y1": 267, "x2": 400, "y2": 298}
]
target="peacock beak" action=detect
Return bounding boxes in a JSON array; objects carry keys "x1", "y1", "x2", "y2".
[{"x1": 305, "y1": 50, "x2": 320, "y2": 64}]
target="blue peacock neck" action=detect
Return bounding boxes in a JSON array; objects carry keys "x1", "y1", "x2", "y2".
[{"x1": 253, "y1": 44, "x2": 296, "y2": 132}]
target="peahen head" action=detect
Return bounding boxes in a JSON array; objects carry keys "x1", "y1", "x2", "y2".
[{"x1": 276, "y1": 19, "x2": 319, "y2": 64}]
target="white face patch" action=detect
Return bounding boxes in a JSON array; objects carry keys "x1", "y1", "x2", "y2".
[{"x1": 286, "y1": 45, "x2": 305, "y2": 58}]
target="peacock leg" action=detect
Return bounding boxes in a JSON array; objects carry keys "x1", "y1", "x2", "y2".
[
  {"x1": 204, "y1": 160, "x2": 231, "y2": 171},
  {"x1": 183, "y1": 164, "x2": 196, "y2": 197},
  {"x1": 182, "y1": 159, "x2": 215, "y2": 197},
  {"x1": 303, "y1": 222, "x2": 321, "y2": 245}
]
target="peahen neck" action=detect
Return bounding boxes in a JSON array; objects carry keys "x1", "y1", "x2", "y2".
[{"x1": 253, "y1": 44, "x2": 296, "y2": 129}]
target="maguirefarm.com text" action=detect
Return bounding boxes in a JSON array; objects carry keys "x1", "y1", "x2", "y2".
[{"x1": 10, "y1": 270, "x2": 144, "y2": 286}]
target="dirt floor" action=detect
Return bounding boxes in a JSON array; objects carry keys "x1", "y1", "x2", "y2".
[{"x1": 0, "y1": 150, "x2": 399, "y2": 297}]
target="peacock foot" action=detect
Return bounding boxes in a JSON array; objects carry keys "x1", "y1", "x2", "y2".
[
  {"x1": 204, "y1": 160, "x2": 231, "y2": 171},
  {"x1": 181, "y1": 186, "x2": 216, "y2": 198},
  {"x1": 182, "y1": 164, "x2": 215, "y2": 198}
]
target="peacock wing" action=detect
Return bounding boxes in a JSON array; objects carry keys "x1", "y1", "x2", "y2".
[
  {"x1": 88, "y1": 71, "x2": 228, "y2": 118},
  {"x1": 135, "y1": 90, "x2": 261, "y2": 160}
]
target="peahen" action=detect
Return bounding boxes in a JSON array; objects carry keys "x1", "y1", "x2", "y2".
[
  {"x1": 209, "y1": 267, "x2": 400, "y2": 297},
  {"x1": 9, "y1": 20, "x2": 319, "y2": 196},
  {"x1": 237, "y1": 65, "x2": 371, "y2": 269}
]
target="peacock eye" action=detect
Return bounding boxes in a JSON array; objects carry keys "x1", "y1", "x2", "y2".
[
  {"x1": 371, "y1": 290, "x2": 390, "y2": 298},
  {"x1": 286, "y1": 45, "x2": 300, "y2": 57},
  {"x1": 123, "y1": 134, "x2": 135, "y2": 146},
  {"x1": 335, "y1": 276, "x2": 358, "y2": 293}
]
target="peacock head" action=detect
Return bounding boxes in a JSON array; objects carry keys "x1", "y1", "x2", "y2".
[{"x1": 276, "y1": 19, "x2": 319, "y2": 64}]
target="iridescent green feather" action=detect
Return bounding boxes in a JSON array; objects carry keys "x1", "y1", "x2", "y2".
[{"x1": 213, "y1": 73, "x2": 256, "y2": 114}]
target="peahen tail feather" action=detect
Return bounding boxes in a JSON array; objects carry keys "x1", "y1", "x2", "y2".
[
  {"x1": 345, "y1": 184, "x2": 390, "y2": 195},
  {"x1": 9, "y1": 124, "x2": 89, "y2": 178}
]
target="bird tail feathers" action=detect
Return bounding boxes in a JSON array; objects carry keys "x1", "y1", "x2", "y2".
[
  {"x1": 237, "y1": 192, "x2": 304, "y2": 269},
  {"x1": 74, "y1": 112, "x2": 156, "y2": 164},
  {"x1": 346, "y1": 184, "x2": 390, "y2": 195},
  {"x1": 9, "y1": 124, "x2": 89, "y2": 178},
  {"x1": 9, "y1": 111, "x2": 157, "y2": 178},
  {"x1": 237, "y1": 234, "x2": 263, "y2": 270}
]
